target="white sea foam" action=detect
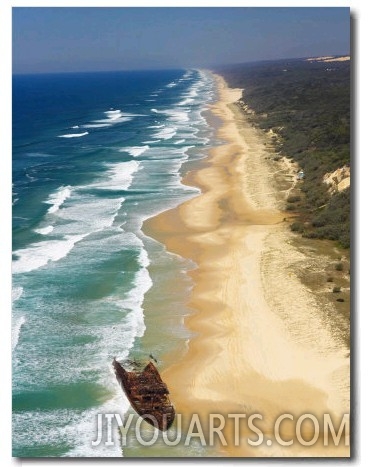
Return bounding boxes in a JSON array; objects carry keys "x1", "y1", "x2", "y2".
[
  {"x1": 91, "y1": 161, "x2": 141, "y2": 191},
  {"x1": 12, "y1": 402, "x2": 124, "y2": 457},
  {"x1": 166, "y1": 109, "x2": 190, "y2": 123},
  {"x1": 119, "y1": 146, "x2": 149, "y2": 158},
  {"x1": 45, "y1": 186, "x2": 72, "y2": 214},
  {"x1": 12, "y1": 316, "x2": 26, "y2": 351},
  {"x1": 12, "y1": 286, "x2": 24, "y2": 303},
  {"x1": 138, "y1": 242, "x2": 151, "y2": 268},
  {"x1": 151, "y1": 107, "x2": 190, "y2": 123},
  {"x1": 12, "y1": 234, "x2": 87, "y2": 274},
  {"x1": 20, "y1": 176, "x2": 130, "y2": 277},
  {"x1": 90, "y1": 109, "x2": 145, "y2": 127},
  {"x1": 12, "y1": 234, "x2": 153, "y2": 452},
  {"x1": 104, "y1": 111, "x2": 122, "y2": 121},
  {"x1": 114, "y1": 251, "x2": 151, "y2": 338},
  {"x1": 34, "y1": 225, "x2": 54, "y2": 235},
  {"x1": 63, "y1": 396, "x2": 125, "y2": 456},
  {"x1": 101, "y1": 238, "x2": 152, "y2": 344},
  {"x1": 14, "y1": 239, "x2": 152, "y2": 456},
  {"x1": 133, "y1": 145, "x2": 193, "y2": 171},
  {"x1": 82, "y1": 123, "x2": 112, "y2": 128},
  {"x1": 123, "y1": 112, "x2": 147, "y2": 117},
  {"x1": 69, "y1": 108, "x2": 148, "y2": 133},
  {"x1": 174, "y1": 139, "x2": 186, "y2": 144},
  {"x1": 152, "y1": 126, "x2": 177, "y2": 140},
  {"x1": 178, "y1": 97, "x2": 195, "y2": 106},
  {"x1": 50, "y1": 196, "x2": 125, "y2": 235},
  {"x1": 71, "y1": 125, "x2": 80, "y2": 129},
  {"x1": 13, "y1": 196, "x2": 126, "y2": 277},
  {"x1": 181, "y1": 70, "x2": 193, "y2": 79},
  {"x1": 104, "y1": 109, "x2": 121, "y2": 115},
  {"x1": 58, "y1": 132, "x2": 89, "y2": 138},
  {"x1": 26, "y1": 173, "x2": 38, "y2": 182},
  {"x1": 102, "y1": 110, "x2": 145, "y2": 121},
  {"x1": 94, "y1": 116, "x2": 132, "y2": 124}
]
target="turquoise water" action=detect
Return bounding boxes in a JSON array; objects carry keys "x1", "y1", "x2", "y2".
[{"x1": 12, "y1": 69, "x2": 216, "y2": 457}]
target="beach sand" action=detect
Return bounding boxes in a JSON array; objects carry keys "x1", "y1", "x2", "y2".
[{"x1": 144, "y1": 74, "x2": 350, "y2": 457}]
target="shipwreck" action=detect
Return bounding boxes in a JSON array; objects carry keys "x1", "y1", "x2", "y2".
[{"x1": 112, "y1": 358, "x2": 175, "y2": 432}]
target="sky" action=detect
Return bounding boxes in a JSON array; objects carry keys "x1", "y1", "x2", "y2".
[{"x1": 12, "y1": 7, "x2": 350, "y2": 74}]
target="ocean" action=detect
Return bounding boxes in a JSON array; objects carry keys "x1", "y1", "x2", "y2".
[{"x1": 12, "y1": 69, "x2": 217, "y2": 457}]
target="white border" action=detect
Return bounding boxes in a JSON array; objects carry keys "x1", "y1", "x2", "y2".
[{"x1": 2, "y1": 1, "x2": 372, "y2": 466}]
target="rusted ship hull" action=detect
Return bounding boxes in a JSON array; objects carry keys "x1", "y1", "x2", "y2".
[{"x1": 113, "y1": 359, "x2": 175, "y2": 432}]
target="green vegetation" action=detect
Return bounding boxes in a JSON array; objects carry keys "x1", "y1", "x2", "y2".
[
  {"x1": 218, "y1": 58, "x2": 350, "y2": 248},
  {"x1": 335, "y1": 262, "x2": 344, "y2": 271},
  {"x1": 287, "y1": 195, "x2": 301, "y2": 203}
]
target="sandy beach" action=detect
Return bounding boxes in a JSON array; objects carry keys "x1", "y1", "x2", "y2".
[{"x1": 144, "y1": 74, "x2": 350, "y2": 457}]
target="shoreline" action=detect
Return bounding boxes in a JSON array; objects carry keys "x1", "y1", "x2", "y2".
[{"x1": 143, "y1": 73, "x2": 350, "y2": 456}]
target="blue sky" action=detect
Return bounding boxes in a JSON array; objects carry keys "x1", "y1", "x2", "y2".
[{"x1": 13, "y1": 7, "x2": 350, "y2": 74}]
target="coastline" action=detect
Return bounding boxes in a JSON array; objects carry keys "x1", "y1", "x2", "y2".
[{"x1": 143, "y1": 74, "x2": 350, "y2": 456}]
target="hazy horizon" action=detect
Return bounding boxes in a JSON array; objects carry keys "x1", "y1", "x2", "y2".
[{"x1": 13, "y1": 7, "x2": 350, "y2": 75}]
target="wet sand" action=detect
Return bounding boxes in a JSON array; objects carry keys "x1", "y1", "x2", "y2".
[{"x1": 144, "y1": 74, "x2": 350, "y2": 457}]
